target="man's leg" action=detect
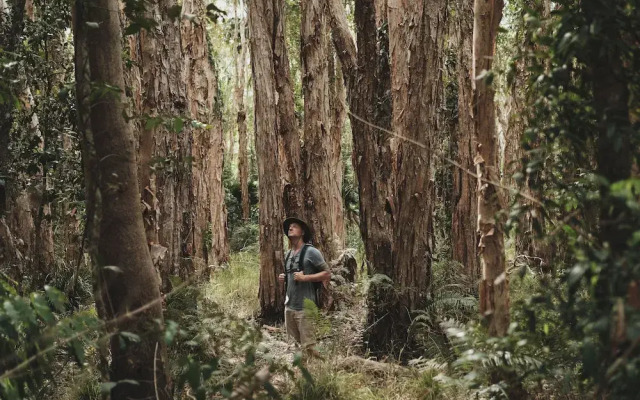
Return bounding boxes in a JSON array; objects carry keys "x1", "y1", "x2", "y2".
[
  {"x1": 285, "y1": 308, "x2": 301, "y2": 344},
  {"x1": 293, "y1": 310, "x2": 324, "y2": 361}
]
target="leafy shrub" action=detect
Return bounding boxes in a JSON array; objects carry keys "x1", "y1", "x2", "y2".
[
  {"x1": 165, "y1": 282, "x2": 287, "y2": 399},
  {"x1": 229, "y1": 222, "x2": 259, "y2": 252},
  {"x1": 411, "y1": 259, "x2": 477, "y2": 361}
]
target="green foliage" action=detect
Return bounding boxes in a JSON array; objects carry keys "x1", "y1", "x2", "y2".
[
  {"x1": 303, "y1": 299, "x2": 331, "y2": 340},
  {"x1": 0, "y1": 279, "x2": 102, "y2": 400},
  {"x1": 0, "y1": 0, "x2": 85, "y2": 290},
  {"x1": 229, "y1": 222, "x2": 259, "y2": 252},
  {"x1": 0, "y1": 275, "x2": 295, "y2": 400},
  {"x1": 411, "y1": 260, "x2": 477, "y2": 361},
  {"x1": 409, "y1": 370, "x2": 444, "y2": 400},
  {"x1": 442, "y1": 267, "x2": 584, "y2": 398},
  {"x1": 499, "y1": 0, "x2": 640, "y2": 397},
  {"x1": 224, "y1": 163, "x2": 260, "y2": 250},
  {"x1": 165, "y1": 283, "x2": 291, "y2": 400},
  {"x1": 208, "y1": 250, "x2": 261, "y2": 318},
  {"x1": 288, "y1": 368, "x2": 351, "y2": 400}
]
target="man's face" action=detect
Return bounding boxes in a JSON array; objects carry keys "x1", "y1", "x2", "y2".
[{"x1": 288, "y1": 222, "x2": 304, "y2": 239}]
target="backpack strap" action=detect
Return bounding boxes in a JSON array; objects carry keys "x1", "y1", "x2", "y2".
[
  {"x1": 299, "y1": 244, "x2": 322, "y2": 302},
  {"x1": 299, "y1": 243, "x2": 310, "y2": 272},
  {"x1": 284, "y1": 250, "x2": 292, "y2": 272},
  {"x1": 284, "y1": 250, "x2": 292, "y2": 294}
]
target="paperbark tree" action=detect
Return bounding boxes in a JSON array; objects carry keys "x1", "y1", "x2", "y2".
[
  {"x1": 74, "y1": 0, "x2": 170, "y2": 396},
  {"x1": 473, "y1": 0, "x2": 509, "y2": 336},
  {"x1": 327, "y1": 0, "x2": 394, "y2": 352},
  {"x1": 273, "y1": 0, "x2": 304, "y2": 220},
  {"x1": 328, "y1": 50, "x2": 346, "y2": 245},
  {"x1": 248, "y1": 0, "x2": 285, "y2": 322},
  {"x1": 127, "y1": 0, "x2": 228, "y2": 290},
  {"x1": 235, "y1": 0, "x2": 250, "y2": 221},
  {"x1": 301, "y1": 0, "x2": 343, "y2": 261},
  {"x1": 388, "y1": 0, "x2": 446, "y2": 352},
  {"x1": 452, "y1": 0, "x2": 479, "y2": 282}
]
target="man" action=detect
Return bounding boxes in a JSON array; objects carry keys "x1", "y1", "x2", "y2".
[{"x1": 278, "y1": 217, "x2": 330, "y2": 358}]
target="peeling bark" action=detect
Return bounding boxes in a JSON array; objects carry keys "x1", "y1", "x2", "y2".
[
  {"x1": 127, "y1": 0, "x2": 228, "y2": 290},
  {"x1": 327, "y1": 0, "x2": 395, "y2": 353},
  {"x1": 388, "y1": 0, "x2": 445, "y2": 345},
  {"x1": 328, "y1": 50, "x2": 346, "y2": 246},
  {"x1": 273, "y1": 0, "x2": 304, "y2": 220},
  {"x1": 235, "y1": 0, "x2": 250, "y2": 221},
  {"x1": 248, "y1": 0, "x2": 285, "y2": 322},
  {"x1": 452, "y1": 0, "x2": 479, "y2": 282},
  {"x1": 301, "y1": 0, "x2": 342, "y2": 262},
  {"x1": 473, "y1": 0, "x2": 509, "y2": 337},
  {"x1": 74, "y1": 0, "x2": 170, "y2": 395}
]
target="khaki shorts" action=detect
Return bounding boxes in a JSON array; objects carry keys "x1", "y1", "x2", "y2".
[{"x1": 285, "y1": 308, "x2": 315, "y2": 349}]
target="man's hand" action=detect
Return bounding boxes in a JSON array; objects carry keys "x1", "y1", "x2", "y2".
[
  {"x1": 293, "y1": 271, "x2": 307, "y2": 282},
  {"x1": 278, "y1": 273, "x2": 285, "y2": 284}
]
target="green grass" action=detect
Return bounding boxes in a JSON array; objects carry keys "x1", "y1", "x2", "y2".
[
  {"x1": 284, "y1": 359, "x2": 466, "y2": 400},
  {"x1": 203, "y1": 245, "x2": 473, "y2": 400},
  {"x1": 206, "y1": 249, "x2": 261, "y2": 319}
]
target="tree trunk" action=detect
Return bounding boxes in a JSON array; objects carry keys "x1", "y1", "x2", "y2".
[
  {"x1": 473, "y1": 0, "x2": 509, "y2": 337},
  {"x1": 128, "y1": 0, "x2": 186, "y2": 289},
  {"x1": 248, "y1": 0, "x2": 285, "y2": 322},
  {"x1": 388, "y1": 0, "x2": 445, "y2": 353},
  {"x1": 273, "y1": 0, "x2": 304, "y2": 220},
  {"x1": 128, "y1": 0, "x2": 228, "y2": 290},
  {"x1": 301, "y1": 0, "x2": 342, "y2": 262},
  {"x1": 181, "y1": 0, "x2": 229, "y2": 270},
  {"x1": 327, "y1": 0, "x2": 395, "y2": 353},
  {"x1": 328, "y1": 50, "x2": 345, "y2": 246},
  {"x1": 235, "y1": 0, "x2": 250, "y2": 221},
  {"x1": 74, "y1": 0, "x2": 170, "y2": 396},
  {"x1": 452, "y1": 0, "x2": 479, "y2": 282},
  {"x1": 505, "y1": 1, "x2": 550, "y2": 269}
]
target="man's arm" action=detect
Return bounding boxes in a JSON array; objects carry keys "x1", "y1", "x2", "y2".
[
  {"x1": 293, "y1": 248, "x2": 331, "y2": 282},
  {"x1": 293, "y1": 268, "x2": 330, "y2": 282}
]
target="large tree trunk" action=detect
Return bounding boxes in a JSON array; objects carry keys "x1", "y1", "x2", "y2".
[
  {"x1": 452, "y1": 0, "x2": 479, "y2": 282},
  {"x1": 273, "y1": 0, "x2": 304, "y2": 220},
  {"x1": 181, "y1": 0, "x2": 228, "y2": 270},
  {"x1": 329, "y1": 0, "x2": 394, "y2": 266},
  {"x1": 235, "y1": 0, "x2": 250, "y2": 221},
  {"x1": 301, "y1": 0, "x2": 342, "y2": 262},
  {"x1": 74, "y1": 0, "x2": 170, "y2": 396},
  {"x1": 128, "y1": 0, "x2": 228, "y2": 290},
  {"x1": 504, "y1": 1, "x2": 550, "y2": 270},
  {"x1": 388, "y1": 0, "x2": 445, "y2": 354},
  {"x1": 473, "y1": 0, "x2": 509, "y2": 337},
  {"x1": 327, "y1": 0, "x2": 395, "y2": 353},
  {"x1": 248, "y1": 0, "x2": 285, "y2": 322},
  {"x1": 328, "y1": 51, "x2": 346, "y2": 246}
]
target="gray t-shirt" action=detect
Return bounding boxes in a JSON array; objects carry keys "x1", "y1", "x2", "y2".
[{"x1": 285, "y1": 245, "x2": 328, "y2": 311}]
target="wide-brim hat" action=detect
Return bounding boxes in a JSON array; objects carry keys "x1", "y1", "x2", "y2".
[{"x1": 283, "y1": 217, "x2": 312, "y2": 243}]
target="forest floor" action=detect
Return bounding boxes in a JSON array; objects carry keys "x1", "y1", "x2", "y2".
[{"x1": 207, "y1": 248, "x2": 469, "y2": 400}]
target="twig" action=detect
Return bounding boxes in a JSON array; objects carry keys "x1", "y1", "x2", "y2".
[
  {"x1": 154, "y1": 341, "x2": 160, "y2": 400},
  {"x1": 362, "y1": 312, "x2": 389, "y2": 333},
  {"x1": 341, "y1": 99, "x2": 544, "y2": 207}
]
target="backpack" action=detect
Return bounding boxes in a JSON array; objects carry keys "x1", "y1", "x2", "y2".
[{"x1": 284, "y1": 243, "x2": 322, "y2": 304}]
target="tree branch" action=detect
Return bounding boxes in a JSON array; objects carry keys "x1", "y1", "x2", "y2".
[{"x1": 326, "y1": 0, "x2": 357, "y2": 84}]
